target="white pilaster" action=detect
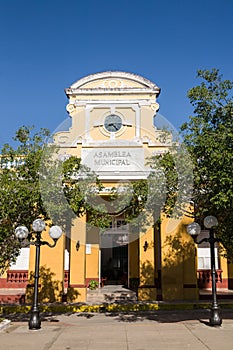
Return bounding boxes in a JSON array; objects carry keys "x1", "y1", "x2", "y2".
[
  {"x1": 132, "y1": 104, "x2": 141, "y2": 139},
  {"x1": 85, "y1": 106, "x2": 93, "y2": 140}
]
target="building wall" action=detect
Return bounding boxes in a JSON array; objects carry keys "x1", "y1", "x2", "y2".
[
  {"x1": 52, "y1": 71, "x2": 198, "y2": 302},
  {"x1": 159, "y1": 215, "x2": 198, "y2": 301}
]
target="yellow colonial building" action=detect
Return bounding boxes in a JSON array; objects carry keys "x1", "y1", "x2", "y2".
[{"x1": 0, "y1": 71, "x2": 231, "y2": 304}]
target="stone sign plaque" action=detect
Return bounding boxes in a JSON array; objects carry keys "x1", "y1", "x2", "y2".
[{"x1": 81, "y1": 147, "x2": 145, "y2": 173}]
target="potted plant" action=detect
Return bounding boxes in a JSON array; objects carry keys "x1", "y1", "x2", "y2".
[{"x1": 88, "y1": 280, "x2": 99, "y2": 290}]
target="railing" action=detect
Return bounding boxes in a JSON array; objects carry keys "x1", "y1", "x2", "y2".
[
  {"x1": 0, "y1": 270, "x2": 70, "y2": 304},
  {"x1": 7, "y1": 270, "x2": 28, "y2": 283},
  {"x1": 197, "y1": 269, "x2": 222, "y2": 288},
  {"x1": 3, "y1": 270, "x2": 70, "y2": 288}
]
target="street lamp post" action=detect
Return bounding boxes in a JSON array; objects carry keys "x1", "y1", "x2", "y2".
[
  {"x1": 187, "y1": 215, "x2": 222, "y2": 326},
  {"x1": 15, "y1": 219, "x2": 63, "y2": 330}
]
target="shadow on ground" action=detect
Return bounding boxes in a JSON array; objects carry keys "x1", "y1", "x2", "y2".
[
  {"x1": 3, "y1": 312, "x2": 66, "y2": 323},
  {"x1": 105, "y1": 309, "x2": 233, "y2": 324},
  {"x1": 4, "y1": 309, "x2": 233, "y2": 324}
]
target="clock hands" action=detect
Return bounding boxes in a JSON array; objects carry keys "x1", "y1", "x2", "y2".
[{"x1": 108, "y1": 123, "x2": 119, "y2": 130}]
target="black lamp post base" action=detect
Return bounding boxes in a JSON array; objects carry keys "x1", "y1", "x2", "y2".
[
  {"x1": 209, "y1": 308, "x2": 222, "y2": 326},
  {"x1": 28, "y1": 310, "x2": 41, "y2": 330}
]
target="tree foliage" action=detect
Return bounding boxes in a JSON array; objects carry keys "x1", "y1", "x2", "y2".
[
  {"x1": 0, "y1": 127, "x2": 111, "y2": 273},
  {"x1": 0, "y1": 126, "x2": 50, "y2": 273},
  {"x1": 61, "y1": 155, "x2": 112, "y2": 228},
  {"x1": 181, "y1": 69, "x2": 233, "y2": 257},
  {"x1": 146, "y1": 141, "x2": 194, "y2": 224}
]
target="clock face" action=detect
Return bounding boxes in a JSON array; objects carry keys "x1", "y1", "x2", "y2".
[{"x1": 104, "y1": 115, "x2": 122, "y2": 132}]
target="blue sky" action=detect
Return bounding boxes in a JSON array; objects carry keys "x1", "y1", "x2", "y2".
[{"x1": 0, "y1": 0, "x2": 233, "y2": 147}]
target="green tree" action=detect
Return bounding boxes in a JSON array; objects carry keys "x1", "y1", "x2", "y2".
[
  {"x1": 181, "y1": 69, "x2": 233, "y2": 257},
  {"x1": 147, "y1": 141, "x2": 194, "y2": 223},
  {"x1": 0, "y1": 127, "x2": 111, "y2": 274},
  {"x1": 0, "y1": 126, "x2": 50, "y2": 273},
  {"x1": 61, "y1": 155, "x2": 111, "y2": 228}
]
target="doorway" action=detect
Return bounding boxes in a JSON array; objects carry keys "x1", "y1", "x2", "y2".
[
  {"x1": 101, "y1": 245, "x2": 128, "y2": 285},
  {"x1": 100, "y1": 217, "x2": 129, "y2": 285}
]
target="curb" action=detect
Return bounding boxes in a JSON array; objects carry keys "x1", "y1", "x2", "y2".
[{"x1": 0, "y1": 319, "x2": 11, "y2": 331}]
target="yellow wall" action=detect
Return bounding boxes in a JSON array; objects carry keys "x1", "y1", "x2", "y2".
[
  {"x1": 129, "y1": 240, "x2": 139, "y2": 279},
  {"x1": 160, "y1": 216, "x2": 198, "y2": 300},
  {"x1": 138, "y1": 225, "x2": 157, "y2": 301},
  {"x1": 27, "y1": 71, "x2": 199, "y2": 303},
  {"x1": 27, "y1": 229, "x2": 65, "y2": 303},
  {"x1": 68, "y1": 215, "x2": 87, "y2": 302}
]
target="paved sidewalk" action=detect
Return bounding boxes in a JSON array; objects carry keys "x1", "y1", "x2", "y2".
[{"x1": 1, "y1": 309, "x2": 233, "y2": 350}]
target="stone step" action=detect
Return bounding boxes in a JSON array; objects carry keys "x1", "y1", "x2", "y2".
[{"x1": 86, "y1": 285, "x2": 137, "y2": 304}]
